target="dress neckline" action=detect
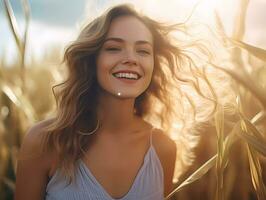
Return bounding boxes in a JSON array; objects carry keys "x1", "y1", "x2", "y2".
[{"x1": 79, "y1": 145, "x2": 154, "y2": 200}]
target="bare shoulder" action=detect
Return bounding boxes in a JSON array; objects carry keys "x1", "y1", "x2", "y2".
[
  {"x1": 152, "y1": 128, "x2": 177, "y2": 157},
  {"x1": 14, "y1": 118, "x2": 56, "y2": 200},
  {"x1": 19, "y1": 118, "x2": 55, "y2": 159},
  {"x1": 152, "y1": 128, "x2": 177, "y2": 197}
]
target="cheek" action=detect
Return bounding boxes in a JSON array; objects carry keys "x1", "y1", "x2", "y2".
[
  {"x1": 143, "y1": 58, "x2": 154, "y2": 78},
  {"x1": 96, "y1": 57, "x2": 108, "y2": 84},
  {"x1": 96, "y1": 53, "x2": 119, "y2": 72},
  {"x1": 96, "y1": 54, "x2": 111, "y2": 76}
]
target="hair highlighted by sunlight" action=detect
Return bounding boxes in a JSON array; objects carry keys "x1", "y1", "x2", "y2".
[{"x1": 43, "y1": 4, "x2": 217, "y2": 182}]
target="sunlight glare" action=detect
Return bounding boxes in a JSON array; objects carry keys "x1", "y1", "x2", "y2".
[{"x1": 181, "y1": 0, "x2": 220, "y2": 20}]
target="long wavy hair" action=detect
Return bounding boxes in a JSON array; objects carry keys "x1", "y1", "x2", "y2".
[{"x1": 43, "y1": 4, "x2": 217, "y2": 182}]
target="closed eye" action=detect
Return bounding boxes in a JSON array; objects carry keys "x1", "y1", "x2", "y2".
[
  {"x1": 137, "y1": 49, "x2": 151, "y2": 55},
  {"x1": 105, "y1": 47, "x2": 121, "y2": 51}
]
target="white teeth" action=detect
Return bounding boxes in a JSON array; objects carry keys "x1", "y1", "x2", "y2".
[{"x1": 113, "y1": 72, "x2": 139, "y2": 80}]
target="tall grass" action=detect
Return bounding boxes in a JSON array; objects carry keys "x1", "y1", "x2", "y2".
[
  {"x1": 0, "y1": 0, "x2": 265, "y2": 200},
  {"x1": 0, "y1": 1, "x2": 56, "y2": 199},
  {"x1": 166, "y1": 0, "x2": 266, "y2": 199}
]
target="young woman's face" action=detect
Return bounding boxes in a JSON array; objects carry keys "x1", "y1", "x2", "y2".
[{"x1": 96, "y1": 16, "x2": 154, "y2": 99}]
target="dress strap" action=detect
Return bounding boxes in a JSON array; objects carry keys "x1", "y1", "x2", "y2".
[{"x1": 149, "y1": 126, "x2": 156, "y2": 147}]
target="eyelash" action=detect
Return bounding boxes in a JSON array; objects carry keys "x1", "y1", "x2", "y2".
[
  {"x1": 137, "y1": 50, "x2": 150, "y2": 55},
  {"x1": 105, "y1": 47, "x2": 151, "y2": 55},
  {"x1": 105, "y1": 47, "x2": 121, "y2": 51}
]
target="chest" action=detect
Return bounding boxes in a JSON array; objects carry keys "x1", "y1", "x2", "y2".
[
  {"x1": 46, "y1": 131, "x2": 166, "y2": 200},
  {"x1": 82, "y1": 139, "x2": 150, "y2": 199}
]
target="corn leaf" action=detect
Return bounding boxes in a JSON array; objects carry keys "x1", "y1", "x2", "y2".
[
  {"x1": 242, "y1": 118, "x2": 265, "y2": 142},
  {"x1": 229, "y1": 39, "x2": 266, "y2": 62},
  {"x1": 237, "y1": 116, "x2": 266, "y2": 156},
  {"x1": 246, "y1": 145, "x2": 266, "y2": 199},
  {"x1": 165, "y1": 122, "x2": 241, "y2": 200},
  {"x1": 1, "y1": 83, "x2": 36, "y2": 121},
  {"x1": 3, "y1": 0, "x2": 22, "y2": 51},
  {"x1": 238, "y1": 131, "x2": 266, "y2": 156},
  {"x1": 222, "y1": 122, "x2": 241, "y2": 167},
  {"x1": 240, "y1": 117, "x2": 266, "y2": 199},
  {"x1": 215, "y1": 104, "x2": 225, "y2": 200},
  {"x1": 214, "y1": 11, "x2": 228, "y2": 46},
  {"x1": 209, "y1": 63, "x2": 266, "y2": 109},
  {"x1": 231, "y1": 0, "x2": 249, "y2": 40},
  {"x1": 251, "y1": 111, "x2": 266, "y2": 125},
  {"x1": 165, "y1": 155, "x2": 217, "y2": 200},
  {"x1": 1, "y1": 177, "x2": 15, "y2": 191}
]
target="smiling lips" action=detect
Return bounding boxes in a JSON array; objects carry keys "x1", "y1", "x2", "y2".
[{"x1": 112, "y1": 70, "x2": 142, "y2": 80}]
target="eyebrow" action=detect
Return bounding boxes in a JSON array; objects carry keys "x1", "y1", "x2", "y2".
[{"x1": 104, "y1": 37, "x2": 153, "y2": 46}]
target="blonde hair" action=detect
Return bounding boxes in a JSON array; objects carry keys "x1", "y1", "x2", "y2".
[{"x1": 43, "y1": 4, "x2": 217, "y2": 182}]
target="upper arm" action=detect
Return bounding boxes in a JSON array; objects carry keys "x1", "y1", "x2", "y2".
[
  {"x1": 153, "y1": 129, "x2": 177, "y2": 197},
  {"x1": 14, "y1": 120, "x2": 54, "y2": 200}
]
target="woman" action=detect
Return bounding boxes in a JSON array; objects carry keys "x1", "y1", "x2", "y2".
[{"x1": 15, "y1": 4, "x2": 213, "y2": 200}]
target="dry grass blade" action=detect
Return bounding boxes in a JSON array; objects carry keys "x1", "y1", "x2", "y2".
[
  {"x1": 246, "y1": 145, "x2": 266, "y2": 199},
  {"x1": 3, "y1": 0, "x2": 31, "y2": 92},
  {"x1": 20, "y1": 0, "x2": 31, "y2": 91},
  {"x1": 240, "y1": 118, "x2": 266, "y2": 199},
  {"x1": 232, "y1": 0, "x2": 249, "y2": 40},
  {"x1": 165, "y1": 122, "x2": 241, "y2": 200},
  {"x1": 215, "y1": 104, "x2": 225, "y2": 200},
  {"x1": 165, "y1": 155, "x2": 217, "y2": 200},
  {"x1": 10, "y1": 147, "x2": 18, "y2": 174},
  {"x1": 215, "y1": 105, "x2": 225, "y2": 154},
  {"x1": 238, "y1": 130, "x2": 266, "y2": 156},
  {"x1": 3, "y1": 0, "x2": 22, "y2": 50},
  {"x1": 222, "y1": 122, "x2": 240, "y2": 163},
  {"x1": 236, "y1": 95, "x2": 245, "y2": 119},
  {"x1": 1, "y1": 84, "x2": 36, "y2": 121},
  {"x1": 1, "y1": 84, "x2": 21, "y2": 106},
  {"x1": 229, "y1": 39, "x2": 266, "y2": 62},
  {"x1": 1, "y1": 177, "x2": 15, "y2": 191},
  {"x1": 209, "y1": 62, "x2": 266, "y2": 109},
  {"x1": 21, "y1": 0, "x2": 30, "y2": 21},
  {"x1": 242, "y1": 118, "x2": 265, "y2": 142},
  {"x1": 21, "y1": 0, "x2": 30, "y2": 53},
  {"x1": 251, "y1": 111, "x2": 266, "y2": 125},
  {"x1": 214, "y1": 11, "x2": 228, "y2": 46},
  {"x1": 237, "y1": 116, "x2": 266, "y2": 156}
]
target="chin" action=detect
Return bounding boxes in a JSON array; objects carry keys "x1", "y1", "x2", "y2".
[
  {"x1": 100, "y1": 86, "x2": 146, "y2": 99},
  {"x1": 115, "y1": 93, "x2": 139, "y2": 99},
  {"x1": 111, "y1": 90, "x2": 144, "y2": 99}
]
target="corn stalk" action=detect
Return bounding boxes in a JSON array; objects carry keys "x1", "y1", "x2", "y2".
[{"x1": 2, "y1": 0, "x2": 31, "y2": 93}]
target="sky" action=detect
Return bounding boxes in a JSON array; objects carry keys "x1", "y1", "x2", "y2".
[{"x1": 1, "y1": 0, "x2": 265, "y2": 65}]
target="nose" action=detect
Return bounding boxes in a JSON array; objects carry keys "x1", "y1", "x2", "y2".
[
  {"x1": 121, "y1": 49, "x2": 137, "y2": 66},
  {"x1": 121, "y1": 58, "x2": 137, "y2": 66}
]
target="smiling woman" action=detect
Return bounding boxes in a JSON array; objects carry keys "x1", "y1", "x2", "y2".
[
  {"x1": 14, "y1": 3, "x2": 216, "y2": 200},
  {"x1": 96, "y1": 16, "x2": 154, "y2": 99}
]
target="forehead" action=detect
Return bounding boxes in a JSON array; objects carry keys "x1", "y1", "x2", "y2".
[{"x1": 106, "y1": 16, "x2": 153, "y2": 44}]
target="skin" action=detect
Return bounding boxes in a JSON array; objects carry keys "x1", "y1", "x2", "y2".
[
  {"x1": 96, "y1": 15, "x2": 154, "y2": 100},
  {"x1": 14, "y1": 16, "x2": 177, "y2": 200}
]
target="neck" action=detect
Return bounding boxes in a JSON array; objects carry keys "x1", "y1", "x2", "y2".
[{"x1": 96, "y1": 91, "x2": 139, "y2": 135}]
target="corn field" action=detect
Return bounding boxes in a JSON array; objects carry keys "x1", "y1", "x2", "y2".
[{"x1": 0, "y1": 0, "x2": 265, "y2": 200}]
